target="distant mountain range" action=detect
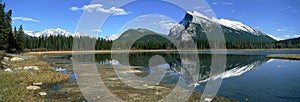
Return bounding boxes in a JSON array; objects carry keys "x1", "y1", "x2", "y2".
[
  {"x1": 24, "y1": 28, "x2": 85, "y2": 37},
  {"x1": 25, "y1": 11, "x2": 279, "y2": 42}
]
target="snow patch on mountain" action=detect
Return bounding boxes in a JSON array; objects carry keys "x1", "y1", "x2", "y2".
[
  {"x1": 266, "y1": 34, "x2": 283, "y2": 41},
  {"x1": 105, "y1": 34, "x2": 120, "y2": 41},
  {"x1": 213, "y1": 18, "x2": 262, "y2": 36},
  {"x1": 24, "y1": 28, "x2": 86, "y2": 37}
]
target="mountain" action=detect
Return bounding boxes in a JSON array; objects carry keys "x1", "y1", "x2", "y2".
[
  {"x1": 105, "y1": 34, "x2": 120, "y2": 41},
  {"x1": 169, "y1": 11, "x2": 276, "y2": 42},
  {"x1": 24, "y1": 28, "x2": 84, "y2": 37},
  {"x1": 115, "y1": 28, "x2": 176, "y2": 43}
]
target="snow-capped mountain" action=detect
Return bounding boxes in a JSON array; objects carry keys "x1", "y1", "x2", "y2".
[
  {"x1": 213, "y1": 18, "x2": 262, "y2": 36},
  {"x1": 169, "y1": 11, "x2": 275, "y2": 42},
  {"x1": 24, "y1": 28, "x2": 86, "y2": 37},
  {"x1": 25, "y1": 28, "x2": 72, "y2": 37},
  {"x1": 105, "y1": 34, "x2": 120, "y2": 41}
]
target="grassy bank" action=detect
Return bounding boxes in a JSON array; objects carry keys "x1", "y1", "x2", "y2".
[
  {"x1": 0, "y1": 58, "x2": 70, "y2": 101},
  {"x1": 267, "y1": 54, "x2": 300, "y2": 60}
]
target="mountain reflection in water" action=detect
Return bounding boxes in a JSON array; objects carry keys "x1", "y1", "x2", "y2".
[{"x1": 93, "y1": 53, "x2": 270, "y2": 87}]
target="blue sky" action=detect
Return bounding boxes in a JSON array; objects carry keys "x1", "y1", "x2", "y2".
[{"x1": 3, "y1": 0, "x2": 300, "y2": 40}]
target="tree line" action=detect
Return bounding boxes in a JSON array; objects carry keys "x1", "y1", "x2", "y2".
[
  {"x1": 24, "y1": 36, "x2": 113, "y2": 51},
  {"x1": 0, "y1": 1, "x2": 24, "y2": 53}
]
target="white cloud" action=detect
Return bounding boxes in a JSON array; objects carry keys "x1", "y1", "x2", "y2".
[
  {"x1": 212, "y1": 2, "x2": 218, "y2": 5},
  {"x1": 193, "y1": 6, "x2": 206, "y2": 10},
  {"x1": 293, "y1": 10, "x2": 298, "y2": 13},
  {"x1": 293, "y1": 34, "x2": 300, "y2": 38},
  {"x1": 158, "y1": 17, "x2": 177, "y2": 30},
  {"x1": 12, "y1": 17, "x2": 39, "y2": 22},
  {"x1": 221, "y1": 2, "x2": 234, "y2": 5},
  {"x1": 276, "y1": 29, "x2": 286, "y2": 32},
  {"x1": 204, "y1": 9, "x2": 213, "y2": 12},
  {"x1": 212, "y1": 2, "x2": 234, "y2": 6},
  {"x1": 91, "y1": 29, "x2": 102, "y2": 33},
  {"x1": 70, "y1": 4, "x2": 130, "y2": 15},
  {"x1": 275, "y1": 34, "x2": 300, "y2": 40}
]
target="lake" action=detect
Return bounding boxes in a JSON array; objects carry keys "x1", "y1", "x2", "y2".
[{"x1": 44, "y1": 50, "x2": 300, "y2": 102}]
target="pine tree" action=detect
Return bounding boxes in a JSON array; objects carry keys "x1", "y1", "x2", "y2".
[
  {"x1": 0, "y1": 1, "x2": 8, "y2": 50},
  {"x1": 5, "y1": 10, "x2": 17, "y2": 52},
  {"x1": 16, "y1": 25, "x2": 24, "y2": 51}
]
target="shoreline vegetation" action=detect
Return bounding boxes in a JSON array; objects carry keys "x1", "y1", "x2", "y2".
[
  {"x1": 0, "y1": 54, "x2": 71, "y2": 101},
  {"x1": 26, "y1": 48, "x2": 300, "y2": 55}
]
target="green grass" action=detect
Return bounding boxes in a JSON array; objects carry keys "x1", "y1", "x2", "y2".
[
  {"x1": 0, "y1": 71, "x2": 32, "y2": 101},
  {"x1": 0, "y1": 59, "x2": 70, "y2": 101}
]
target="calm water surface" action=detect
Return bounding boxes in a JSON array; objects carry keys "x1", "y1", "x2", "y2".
[{"x1": 44, "y1": 50, "x2": 300, "y2": 102}]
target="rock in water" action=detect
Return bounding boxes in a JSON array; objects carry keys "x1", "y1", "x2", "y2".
[
  {"x1": 26, "y1": 86, "x2": 41, "y2": 90},
  {"x1": 39, "y1": 92, "x2": 47, "y2": 96},
  {"x1": 10, "y1": 57, "x2": 24, "y2": 62},
  {"x1": 55, "y1": 67, "x2": 66, "y2": 72}
]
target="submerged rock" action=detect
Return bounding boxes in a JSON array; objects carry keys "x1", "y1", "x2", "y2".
[
  {"x1": 26, "y1": 86, "x2": 41, "y2": 90},
  {"x1": 10, "y1": 57, "x2": 24, "y2": 62}
]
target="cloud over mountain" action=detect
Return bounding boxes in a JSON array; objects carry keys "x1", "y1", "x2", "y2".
[{"x1": 70, "y1": 4, "x2": 130, "y2": 15}]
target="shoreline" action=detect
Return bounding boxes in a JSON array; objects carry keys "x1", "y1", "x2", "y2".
[
  {"x1": 267, "y1": 54, "x2": 300, "y2": 60},
  {"x1": 26, "y1": 48, "x2": 300, "y2": 55}
]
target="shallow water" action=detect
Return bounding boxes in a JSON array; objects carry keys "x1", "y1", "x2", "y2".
[{"x1": 44, "y1": 50, "x2": 300, "y2": 101}]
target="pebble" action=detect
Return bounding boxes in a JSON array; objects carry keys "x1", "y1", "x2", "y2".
[
  {"x1": 26, "y1": 86, "x2": 41, "y2": 90},
  {"x1": 3, "y1": 57, "x2": 10, "y2": 62},
  {"x1": 4, "y1": 68, "x2": 13, "y2": 72},
  {"x1": 24, "y1": 66, "x2": 40, "y2": 70},
  {"x1": 204, "y1": 98, "x2": 213, "y2": 102},
  {"x1": 39, "y1": 92, "x2": 47, "y2": 96},
  {"x1": 10, "y1": 57, "x2": 24, "y2": 62},
  {"x1": 33, "y1": 82, "x2": 43, "y2": 86}
]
